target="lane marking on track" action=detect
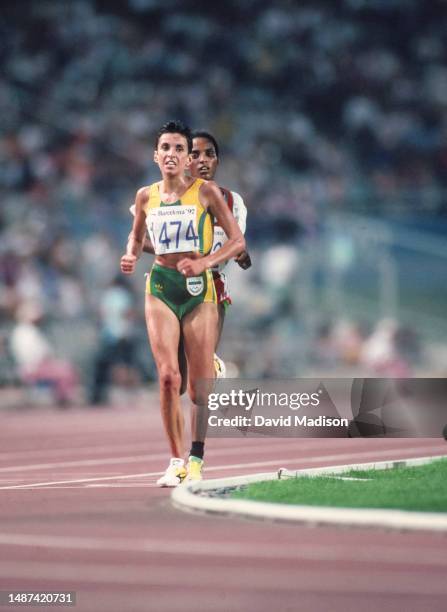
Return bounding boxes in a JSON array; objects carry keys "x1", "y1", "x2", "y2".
[
  {"x1": 0, "y1": 443, "x2": 344, "y2": 473},
  {"x1": 0, "y1": 440, "x2": 320, "y2": 473},
  {"x1": 0, "y1": 483, "x2": 159, "y2": 489},
  {"x1": 0, "y1": 444, "x2": 445, "y2": 490},
  {"x1": 0, "y1": 437, "x2": 299, "y2": 461},
  {"x1": 0, "y1": 532, "x2": 446, "y2": 565},
  {"x1": 0, "y1": 471, "x2": 161, "y2": 489},
  {"x1": 0, "y1": 454, "x2": 167, "y2": 473},
  {"x1": 65, "y1": 484, "x2": 158, "y2": 488},
  {"x1": 0, "y1": 560, "x2": 446, "y2": 595},
  {"x1": 0, "y1": 443, "x2": 156, "y2": 461}
]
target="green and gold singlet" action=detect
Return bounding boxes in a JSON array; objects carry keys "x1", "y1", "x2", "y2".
[
  {"x1": 144, "y1": 178, "x2": 213, "y2": 256},
  {"x1": 144, "y1": 178, "x2": 217, "y2": 319}
]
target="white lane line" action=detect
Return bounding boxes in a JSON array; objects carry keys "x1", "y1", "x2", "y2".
[
  {"x1": 0, "y1": 443, "x2": 156, "y2": 461},
  {"x1": 1, "y1": 485, "x2": 158, "y2": 489},
  {"x1": 0, "y1": 444, "x2": 445, "y2": 490},
  {"x1": 0, "y1": 532, "x2": 446, "y2": 566},
  {"x1": 0, "y1": 471, "x2": 161, "y2": 489},
  {"x1": 329, "y1": 476, "x2": 372, "y2": 481},
  {"x1": 0, "y1": 560, "x2": 446, "y2": 596},
  {"x1": 0, "y1": 440, "x2": 320, "y2": 473},
  {"x1": 0, "y1": 454, "x2": 166, "y2": 473},
  {"x1": 83, "y1": 484, "x2": 158, "y2": 488},
  {"x1": 0, "y1": 437, "x2": 299, "y2": 461}
]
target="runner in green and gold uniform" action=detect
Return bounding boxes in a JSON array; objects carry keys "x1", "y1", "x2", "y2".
[
  {"x1": 121, "y1": 120, "x2": 245, "y2": 487},
  {"x1": 143, "y1": 177, "x2": 216, "y2": 319}
]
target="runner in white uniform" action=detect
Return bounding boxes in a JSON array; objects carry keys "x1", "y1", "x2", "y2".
[{"x1": 189, "y1": 131, "x2": 251, "y2": 368}]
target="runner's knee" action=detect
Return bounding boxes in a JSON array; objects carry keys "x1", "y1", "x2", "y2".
[
  {"x1": 188, "y1": 381, "x2": 208, "y2": 406},
  {"x1": 159, "y1": 367, "x2": 181, "y2": 394}
]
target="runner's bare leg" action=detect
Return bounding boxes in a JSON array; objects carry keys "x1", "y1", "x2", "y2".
[
  {"x1": 145, "y1": 294, "x2": 184, "y2": 458},
  {"x1": 183, "y1": 302, "x2": 217, "y2": 443}
]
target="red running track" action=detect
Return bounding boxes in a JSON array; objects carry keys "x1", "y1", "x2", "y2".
[{"x1": 0, "y1": 397, "x2": 446, "y2": 612}]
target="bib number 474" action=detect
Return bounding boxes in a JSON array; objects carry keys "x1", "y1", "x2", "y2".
[{"x1": 157, "y1": 219, "x2": 199, "y2": 251}]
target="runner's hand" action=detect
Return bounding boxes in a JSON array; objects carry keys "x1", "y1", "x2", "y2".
[
  {"x1": 176, "y1": 258, "x2": 206, "y2": 277},
  {"x1": 121, "y1": 254, "x2": 137, "y2": 274},
  {"x1": 235, "y1": 250, "x2": 252, "y2": 270}
]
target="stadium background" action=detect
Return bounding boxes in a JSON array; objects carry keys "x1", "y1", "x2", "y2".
[{"x1": 1, "y1": 0, "x2": 446, "y2": 406}]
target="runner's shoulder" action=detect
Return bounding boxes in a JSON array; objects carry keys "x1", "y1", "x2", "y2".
[
  {"x1": 219, "y1": 187, "x2": 246, "y2": 212},
  {"x1": 136, "y1": 184, "x2": 154, "y2": 199},
  {"x1": 135, "y1": 184, "x2": 157, "y2": 212},
  {"x1": 199, "y1": 179, "x2": 219, "y2": 196}
]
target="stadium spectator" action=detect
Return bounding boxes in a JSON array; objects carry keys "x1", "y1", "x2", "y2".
[
  {"x1": 90, "y1": 276, "x2": 140, "y2": 405},
  {"x1": 9, "y1": 301, "x2": 79, "y2": 405}
]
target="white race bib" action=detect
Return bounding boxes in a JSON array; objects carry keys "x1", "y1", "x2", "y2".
[
  {"x1": 147, "y1": 205, "x2": 199, "y2": 254},
  {"x1": 210, "y1": 225, "x2": 229, "y2": 271},
  {"x1": 211, "y1": 226, "x2": 228, "y2": 254}
]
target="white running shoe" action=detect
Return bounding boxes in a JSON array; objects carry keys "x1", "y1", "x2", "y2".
[
  {"x1": 214, "y1": 354, "x2": 226, "y2": 378},
  {"x1": 156, "y1": 458, "x2": 187, "y2": 487}
]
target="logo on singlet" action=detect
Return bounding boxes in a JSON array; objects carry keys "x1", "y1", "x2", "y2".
[{"x1": 186, "y1": 276, "x2": 204, "y2": 296}]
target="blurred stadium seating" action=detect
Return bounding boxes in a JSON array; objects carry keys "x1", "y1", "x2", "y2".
[{"x1": 1, "y1": 0, "x2": 446, "y2": 402}]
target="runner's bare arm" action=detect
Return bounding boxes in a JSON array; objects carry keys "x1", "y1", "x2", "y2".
[
  {"x1": 126, "y1": 231, "x2": 154, "y2": 254},
  {"x1": 121, "y1": 188, "x2": 149, "y2": 274},
  {"x1": 202, "y1": 181, "x2": 245, "y2": 267},
  {"x1": 129, "y1": 203, "x2": 154, "y2": 254},
  {"x1": 176, "y1": 181, "x2": 245, "y2": 276}
]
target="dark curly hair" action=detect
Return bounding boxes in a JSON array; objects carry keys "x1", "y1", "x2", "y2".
[{"x1": 155, "y1": 120, "x2": 192, "y2": 152}]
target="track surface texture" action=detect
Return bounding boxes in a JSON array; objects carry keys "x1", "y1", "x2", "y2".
[{"x1": 1, "y1": 397, "x2": 446, "y2": 612}]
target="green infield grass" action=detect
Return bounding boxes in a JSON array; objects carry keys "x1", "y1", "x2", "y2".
[{"x1": 231, "y1": 458, "x2": 447, "y2": 512}]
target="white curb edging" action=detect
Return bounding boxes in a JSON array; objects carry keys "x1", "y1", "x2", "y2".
[{"x1": 171, "y1": 454, "x2": 447, "y2": 532}]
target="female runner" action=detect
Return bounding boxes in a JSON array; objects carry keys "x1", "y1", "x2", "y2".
[{"x1": 120, "y1": 120, "x2": 245, "y2": 486}]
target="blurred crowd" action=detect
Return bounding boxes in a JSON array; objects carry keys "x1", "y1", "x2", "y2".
[{"x1": 1, "y1": 0, "x2": 446, "y2": 403}]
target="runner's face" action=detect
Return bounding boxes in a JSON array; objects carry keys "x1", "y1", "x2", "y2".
[
  {"x1": 190, "y1": 137, "x2": 218, "y2": 180},
  {"x1": 154, "y1": 133, "x2": 190, "y2": 176}
]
